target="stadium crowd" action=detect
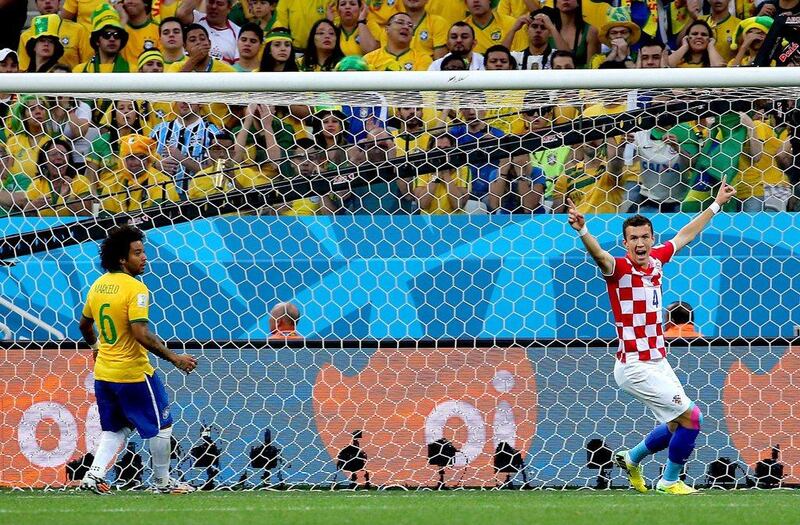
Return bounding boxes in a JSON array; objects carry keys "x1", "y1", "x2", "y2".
[{"x1": 0, "y1": 0, "x2": 797, "y2": 217}]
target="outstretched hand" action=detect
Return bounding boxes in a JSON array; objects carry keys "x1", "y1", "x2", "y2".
[
  {"x1": 172, "y1": 353, "x2": 198, "y2": 374},
  {"x1": 566, "y1": 198, "x2": 585, "y2": 231},
  {"x1": 714, "y1": 180, "x2": 736, "y2": 206}
]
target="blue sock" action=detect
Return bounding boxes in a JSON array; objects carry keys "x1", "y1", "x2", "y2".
[
  {"x1": 663, "y1": 425, "x2": 700, "y2": 482},
  {"x1": 629, "y1": 424, "x2": 672, "y2": 464}
]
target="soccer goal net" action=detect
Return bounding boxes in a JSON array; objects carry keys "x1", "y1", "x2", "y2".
[{"x1": 0, "y1": 70, "x2": 798, "y2": 491}]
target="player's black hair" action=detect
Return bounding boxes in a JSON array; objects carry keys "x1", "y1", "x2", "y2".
[
  {"x1": 667, "y1": 301, "x2": 694, "y2": 324},
  {"x1": 622, "y1": 214, "x2": 654, "y2": 239},
  {"x1": 100, "y1": 225, "x2": 145, "y2": 272}
]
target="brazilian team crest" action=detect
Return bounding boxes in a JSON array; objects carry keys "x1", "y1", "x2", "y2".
[
  {"x1": 61, "y1": 37, "x2": 70, "y2": 45},
  {"x1": 388, "y1": 0, "x2": 396, "y2": 5},
  {"x1": 144, "y1": 39, "x2": 155, "y2": 50},
  {"x1": 420, "y1": 30, "x2": 429, "y2": 41},
  {"x1": 491, "y1": 30, "x2": 501, "y2": 41},
  {"x1": 403, "y1": 62, "x2": 413, "y2": 70}
]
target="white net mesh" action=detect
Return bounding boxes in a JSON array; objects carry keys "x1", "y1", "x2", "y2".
[{"x1": 1, "y1": 78, "x2": 799, "y2": 490}]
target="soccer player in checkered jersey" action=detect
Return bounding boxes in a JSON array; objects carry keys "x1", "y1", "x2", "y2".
[{"x1": 566, "y1": 181, "x2": 736, "y2": 495}]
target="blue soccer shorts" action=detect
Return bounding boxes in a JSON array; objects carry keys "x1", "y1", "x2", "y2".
[{"x1": 95, "y1": 372, "x2": 173, "y2": 439}]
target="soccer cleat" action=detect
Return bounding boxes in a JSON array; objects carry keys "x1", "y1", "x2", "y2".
[
  {"x1": 79, "y1": 473, "x2": 112, "y2": 495},
  {"x1": 615, "y1": 450, "x2": 648, "y2": 493},
  {"x1": 151, "y1": 478, "x2": 196, "y2": 495},
  {"x1": 656, "y1": 479, "x2": 700, "y2": 495}
]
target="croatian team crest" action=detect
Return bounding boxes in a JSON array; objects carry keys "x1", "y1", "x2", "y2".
[{"x1": 491, "y1": 31, "x2": 501, "y2": 41}]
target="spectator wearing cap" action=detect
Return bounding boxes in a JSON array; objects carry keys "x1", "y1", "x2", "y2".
[
  {"x1": 364, "y1": 12, "x2": 432, "y2": 71},
  {"x1": 0, "y1": 49, "x2": 18, "y2": 137},
  {"x1": 158, "y1": 16, "x2": 185, "y2": 65},
  {"x1": 428, "y1": 21, "x2": 484, "y2": 71},
  {"x1": 0, "y1": 48, "x2": 18, "y2": 73},
  {"x1": 19, "y1": 0, "x2": 92, "y2": 71},
  {"x1": 274, "y1": 0, "x2": 329, "y2": 51},
  {"x1": 507, "y1": 8, "x2": 571, "y2": 69},
  {"x1": 115, "y1": 0, "x2": 161, "y2": 66},
  {"x1": 74, "y1": 4, "x2": 130, "y2": 72},
  {"x1": 664, "y1": 301, "x2": 702, "y2": 339},
  {"x1": 138, "y1": 48, "x2": 164, "y2": 71},
  {"x1": 96, "y1": 133, "x2": 180, "y2": 214},
  {"x1": 729, "y1": 16, "x2": 773, "y2": 66},
  {"x1": 464, "y1": 0, "x2": 528, "y2": 54},
  {"x1": 61, "y1": 0, "x2": 107, "y2": 33},
  {"x1": 24, "y1": 15, "x2": 66, "y2": 73},
  {"x1": 178, "y1": 0, "x2": 241, "y2": 63},
  {"x1": 188, "y1": 130, "x2": 269, "y2": 200},
  {"x1": 233, "y1": 22, "x2": 263, "y2": 71},
  {"x1": 300, "y1": 19, "x2": 345, "y2": 71},
  {"x1": 332, "y1": 0, "x2": 379, "y2": 57},
  {"x1": 229, "y1": 0, "x2": 278, "y2": 33},
  {"x1": 591, "y1": 7, "x2": 640, "y2": 69}
]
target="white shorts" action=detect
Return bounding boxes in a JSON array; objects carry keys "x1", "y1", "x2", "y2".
[{"x1": 614, "y1": 357, "x2": 692, "y2": 423}]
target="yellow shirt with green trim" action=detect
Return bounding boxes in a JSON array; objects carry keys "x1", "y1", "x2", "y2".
[
  {"x1": 275, "y1": 0, "x2": 329, "y2": 49},
  {"x1": 379, "y1": 12, "x2": 448, "y2": 59},
  {"x1": 18, "y1": 17, "x2": 93, "y2": 71},
  {"x1": 498, "y1": 0, "x2": 554, "y2": 18},
  {"x1": 188, "y1": 164, "x2": 270, "y2": 199},
  {"x1": 554, "y1": 160, "x2": 625, "y2": 214},
  {"x1": 338, "y1": 22, "x2": 382, "y2": 56},
  {"x1": 63, "y1": 0, "x2": 106, "y2": 33},
  {"x1": 702, "y1": 14, "x2": 740, "y2": 63},
  {"x1": 6, "y1": 133, "x2": 52, "y2": 179},
  {"x1": 735, "y1": 120, "x2": 790, "y2": 199},
  {"x1": 414, "y1": 166, "x2": 469, "y2": 214},
  {"x1": 392, "y1": 128, "x2": 432, "y2": 156},
  {"x1": 464, "y1": 12, "x2": 528, "y2": 54},
  {"x1": 363, "y1": 46, "x2": 432, "y2": 70},
  {"x1": 25, "y1": 174, "x2": 92, "y2": 216},
  {"x1": 123, "y1": 18, "x2": 161, "y2": 67},
  {"x1": 280, "y1": 196, "x2": 323, "y2": 216},
  {"x1": 72, "y1": 60, "x2": 119, "y2": 73},
  {"x1": 365, "y1": 0, "x2": 403, "y2": 27},
  {"x1": 96, "y1": 167, "x2": 180, "y2": 214},
  {"x1": 427, "y1": 0, "x2": 468, "y2": 27},
  {"x1": 82, "y1": 272, "x2": 155, "y2": 383}
]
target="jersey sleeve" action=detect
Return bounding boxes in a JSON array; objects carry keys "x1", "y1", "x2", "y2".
[
  {"x1": 651, "y1": 241, "x2": 675, "y2": 265},
  {"x1": 128, "y1": 283, "x2": 150, "y2": 323},
  {"x1": 604, "y1": 257, "x2": 629, "y2": 281}
]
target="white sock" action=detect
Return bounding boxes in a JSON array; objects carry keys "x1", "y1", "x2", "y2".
[
  {"x1": 149, "y1": 427, "x2": 172, "y2": 486},
  {"x1": 87, "y1": 429, "x2": 130, "y2": 479}
]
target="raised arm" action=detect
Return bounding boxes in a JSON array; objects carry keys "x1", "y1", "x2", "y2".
[
  {"x1": 670, "y1": 181, "x2": 736, "y2": 253},
  {"x1": 130, "y1": 321, "x2": 197, "y2": 374},
  {"x1": 567, "y1": 198, "x2": 615, "y2": 276}
]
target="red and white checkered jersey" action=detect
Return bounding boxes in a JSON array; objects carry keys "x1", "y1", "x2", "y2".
[{"x1": 605, "y1": 241, "x2": 675, "y2": 363}]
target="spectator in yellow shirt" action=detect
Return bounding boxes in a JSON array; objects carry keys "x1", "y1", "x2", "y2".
[
  {"x1": 464, "y1": 0, "x2": 528, "y2": 53},
  {"x1": 400, "y1": 0, "x2": 448, "y2": 59},
  {"x1": 427, "y1": 0, "x2": 468, "y2": 27},
  {"x1": 273, "y1": 137, "x2": 336, "y2": 216},
  {"x1": 118, "y1": 0, "x2": 161, "y2": 65},
  {"x1": 391, "y1": 107, "x2": 432, "y2": 156},
  {"x1": 188, "y1": 130, "x2": 270, "y2": 199},
  {"x1": 728, "y1": 16, "x2": 773, "y2": 66},
  {"x1": 274, "y1": 0, "x2": 330, "y2": 51},
  {"x1": 5, "y1": 96, "x2": 57, "y2": 180},
  {"x1": 365, "y1": 0, "x2": 403, "y2": 27},
  {"x1": 24, "y1": 138, "x2": 95, "y2": 217},
  {"x1": 498, "y1": 0, "x2": 542, "y2": 18},
  {"x1": 97, "y1": 134, "x2": 180, "y2": 214},
  {"x1": 24, "y1": 15, "x2": 66, "y2": 73},
  {"x1": 364, "y1": 12, "x2": 433, "y2": 70},
  {"x1": 413, "y1": 134, "x2": 469, "y2": 214},
  {"x1": 74, "y1": 4, "x2": 131, "y2": 72},
  {"x1": 334, "y1": 0, "x2": 380, "y2": 56},
  {"x1": 19, "y1": 0, "x2": 92, "y2": 71},
  {"x1": 552, "y1": 137, "x2": 626, "y2": 214},
  {"x1": 61, "y1": 0, "x2": 106, "y2": 33},
  {"x1": 300, "y1": 19, "x2": 345, "y2": 71}
]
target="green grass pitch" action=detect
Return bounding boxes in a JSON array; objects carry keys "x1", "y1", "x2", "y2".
[{"x1": 2, "y1": 489, "x2": 799, "y2": 525}]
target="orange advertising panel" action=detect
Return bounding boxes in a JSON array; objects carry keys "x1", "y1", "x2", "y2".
[
  {"x1": 0, "y1": 349, "x2": 98, "y2": 487},
  {"x1": 313, "y1": 346, "x2": 537, "y2": 487}
]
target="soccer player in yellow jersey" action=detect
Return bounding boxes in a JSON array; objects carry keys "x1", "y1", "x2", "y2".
[
  {"x1": 364, "y1": 12, "x2": 433, "y2": 70},
  {"x1": 464, "y1": 0, "x2": 527, "y2": 53},
  {"x1": 78, "y1": 225, "x2": 197, "y2": 495}
]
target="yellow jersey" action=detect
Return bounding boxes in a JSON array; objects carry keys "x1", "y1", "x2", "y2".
[
  {"x1": 18, "y1": 17, "x2": 93, "y2": 71},
  {"x1": 364, "y1": 46, "x2": 432, "y2": 70},
  {"x1": 498, "y1": 0, "x2": 552, "y2": 18},
  {"x1": 6, "y1": 133, "x2": 52, "y2": 179},
  {"x1": 280, "y1": 196, "x2": 323, "y2": 216},
  {"x1": 338, "y1": 22, "x2": 382, "y2": 56},
  {"x1": 554, "y1": 161, "x2": 624, "y2": 214},
  {"x1": 123, "y1": 18, "x2": 161, "y2": 67},
  {"x1": 365, "y1": 0, "x2": 403, "y2": 27},
  {"x1": 188, "y1": 164, "x2": 270, "y2": 199},
  {"x1": 275, "y1": 0, "x2": 330, "y2": 49},
  {"x1": 427, "y1": 0, "x2": 468, "y2": 27},
  {"x1": 735, "y1": 121, "x2": 790, "y2": 199},
  {"x1": 25, "y1": 175, "x2": 92, "y2": 216},
  {"x1": 392, "y1": 129, "x2": 432, "y2": 156},
  {"x1": 82, "y1": 272, "x2": 155, "y2": 383},
  {"x1": 63, "y1": 0, "x2": 106, "y2": 33},
  {"x1": 414, "y1": 167, "x2": 468, "y2": 214},
  {"x1": 464, "y1": 12, "x2": 528, "y2": 54},
  {"x1": 703, "y1": 14, "x2": 740, "y2": 63},
  {"x1": 379, "y1": 12, "x2": 448, "y2": 59},
  {"x1": 97, "y1": 167, "x2": 180, "y2": 214}
]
